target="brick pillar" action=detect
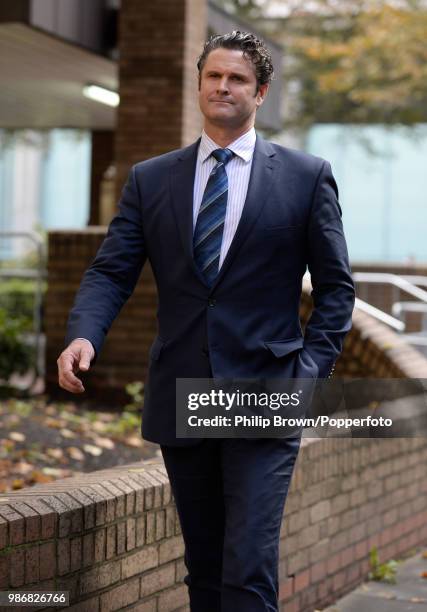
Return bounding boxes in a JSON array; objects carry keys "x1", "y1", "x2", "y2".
[
  {"x1": 115, "y1": 0, "x2": 206, "y2": 194},
  {"x1": 45, "y1": 230, "x2": 158, "y2": 403}
]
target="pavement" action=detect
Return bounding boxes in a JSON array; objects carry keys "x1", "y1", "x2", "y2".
[{"x1": 322, "y1": 548, "x2": 427, "y2": 611}]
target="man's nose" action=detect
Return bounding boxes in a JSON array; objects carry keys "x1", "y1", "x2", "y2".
[{"x1": 217, "y1": 77, "x2": 229, "y2": 93}]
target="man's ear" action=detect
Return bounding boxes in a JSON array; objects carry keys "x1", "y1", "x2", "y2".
[{"x1": 256, "y1": 83, "x2": 269, "y2": 108}]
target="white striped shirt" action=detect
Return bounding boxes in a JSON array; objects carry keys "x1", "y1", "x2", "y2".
[{"x1": 193, "y1": 127, "x2": 256, "y2": 268}]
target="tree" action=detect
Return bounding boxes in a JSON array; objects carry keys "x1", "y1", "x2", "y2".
[{"x1": 213, "y1": 0, "x2": 427, "y2": 128}]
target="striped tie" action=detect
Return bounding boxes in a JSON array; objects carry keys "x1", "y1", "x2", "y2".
[{"x1": 193, "y1": 148, "x2": 234, "y2": 286}]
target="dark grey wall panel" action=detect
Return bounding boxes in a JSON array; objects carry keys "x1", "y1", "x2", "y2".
[{"x1": 29, "y1": 0, "x2": 108, "y2": 55}]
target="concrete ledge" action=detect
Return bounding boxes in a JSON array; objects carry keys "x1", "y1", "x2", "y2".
[{"x1": 1, "y1": 439, "x2": 427, "y2": 611}]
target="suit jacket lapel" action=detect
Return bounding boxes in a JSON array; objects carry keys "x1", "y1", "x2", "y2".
[
  {"x1": 169, "y1": 137, "x2": 210, "y2": 287},
  {"x1": 210, "y1": 133, "x2": 278, "y2": 290}
]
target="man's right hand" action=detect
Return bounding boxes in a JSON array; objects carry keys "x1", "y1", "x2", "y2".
[{"x1": 57, "y1": 339, "x2": 95, "y2": 393}]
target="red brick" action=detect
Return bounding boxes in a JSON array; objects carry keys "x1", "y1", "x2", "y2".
[
  {"x1": 278, "y1": 577, "x2": 294, "y2": 601},
  {"x1": 70, "y1": 536, "x2": 82, "y2": 571},
  {"x1": 121, "y1": 546, "x2": 158, "y2": 579},
  {"x1": 116, "y1": 521, "x2": 126, "y2": 555},
  {"x1": 66, "y1": 596, "x2": 100, "y2": 612},
  {"x1": 340, "y1": 545, "x2": 355, "y2": 567},
  {"x1": 0, "y1": 555, "x2": 9, "y2": 588},
  {"x1": 157, "y1": 584, "x2": 189, "y2": 612},
  {"x1": 294, "y1": 569, "x2": 309, "y2": 593},
  {"x1": 99, "y1": 577, "x2": 139, "y2": 611},
  {"x1": 39, "y1": 542, "x2": 56, "y2": 580},
  {"x1": 80, "y1": 560, "x2": 121, "y2": 595},
  {"x1": 10, "y1": 549, "x2": 25, "y2": 587},
  {"x1": 94, "y1": 528, "x2": 106, "y2": 563},
  {"x1": 127, "y1": 517, "x2": 136, "y2": 551},
  {"x1": 25, "y1": 546, "x2": 39, "y2": 584},
  {"x1": 140, "y1": 563, "x2": 176, "y2": 598},
  {"x1": 57, "y1": 538, "x2": 70, "y2": 575},
  {"x1": 310, "y1": 560, "x2": 327, "y2": 583},
  {"x1": 0, "y1": 518, "x2": 7, "y2": 550},
  {"x1": 83, "y1": 532, "x2": 94, "y2": 568},
  {"x1": 0, "y1": 507, "x2": 24, "y2": 545}
]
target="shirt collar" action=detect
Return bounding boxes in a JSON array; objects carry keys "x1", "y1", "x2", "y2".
[{"x1": 198, "y1": 127, "x2": 256, "y2": 164}]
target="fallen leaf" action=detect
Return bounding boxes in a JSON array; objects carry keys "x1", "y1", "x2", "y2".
[
  {"x1": 422, "y1": 551, "x2": 427, "y2": 559},
  {"x1": 93, "y1": 437, "x2": 115, "y2": 450},
  {"x1": 14, "y1": 461, "x2": 34, "y2": 475},
  {"x1": 60, "y1": 428, "x2": 76, "y2": 439},
  {"x1": 31, "y1": 470, "x2": 54, "y2": 484},
  {"x1": 44, "y1": 417, "x2": 66, "y2": 429},
  {"x1": 83, "y1": 444, "x2": 103, "y2": 457},
  {"x1": 46, "y1": 448, "x2": 64, "y2": 460},
  {"x1": 410, "y1": 597, "x2": 427, "y2": 603},
  {"x1": 421, "y1": 571, "x2": 427, "y2": 579},
  {"x1": 12, "y1": 478, "x2": 24, "y2": 490},
  {"x1": 67, "y1": 447, "x2": 85, "y2": 461},
  {"x1": 41, "y1": 467, "x2": 68, "y2": 477},
  {"x1": 376, "y1": 591, "x2": 396, "y2": 599},
  {"x1": 125, "y1": 436, "x2": 143, "y2": 448},
  {"x1": 9, "y1": 432, "x2": 25, "y2": 442}
]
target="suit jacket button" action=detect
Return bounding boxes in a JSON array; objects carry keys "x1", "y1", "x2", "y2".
[{"x1": 208, "y1": 298, "x2": 216, "y2": 307}]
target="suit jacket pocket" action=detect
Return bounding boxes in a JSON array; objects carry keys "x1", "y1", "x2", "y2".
[
  {"x1": 264, "y1": 224, "x2": 303, "y2": 231},
  {"x1": 264, "y1": 337, "x2": 304, "y2": 358}
]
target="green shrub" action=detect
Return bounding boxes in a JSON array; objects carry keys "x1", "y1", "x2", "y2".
[
  {"x1": 368, "y1": 546, "x2": 399, "y2": 584},
  {"x1": 0, "y1": 278, "x2": 46, "y2": 322},
  {"x1": 0, "y1": 308, "x2": 34, "y2": 381}
]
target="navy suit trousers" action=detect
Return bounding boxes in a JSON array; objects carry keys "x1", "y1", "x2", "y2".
[{"x1": 160, "y1": 437, "x2": 301, "y2": 612}]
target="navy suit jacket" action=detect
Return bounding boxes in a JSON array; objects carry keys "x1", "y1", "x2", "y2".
[{"x1": 65, "y1": 133, "x2": 355, "y2": 446}]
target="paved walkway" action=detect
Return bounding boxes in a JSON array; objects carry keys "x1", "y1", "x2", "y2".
[{"x1": 323, "y1": 548, "x2": 427, "y2": 611}]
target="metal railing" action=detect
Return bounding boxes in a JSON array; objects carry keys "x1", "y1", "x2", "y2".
[
  {"x1": 353, "y1": 272, "x2": 427, "y2": 305},
  {"x1": 354, "y1": 297, "x2": 405, "y2": 331},
  {"x1": 352, "y1": 271, "x2": 427, "y2": 353}
]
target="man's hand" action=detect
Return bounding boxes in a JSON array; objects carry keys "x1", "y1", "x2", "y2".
[{"x1": 57, "y1": 339, "x2": 95, "y2": 393}]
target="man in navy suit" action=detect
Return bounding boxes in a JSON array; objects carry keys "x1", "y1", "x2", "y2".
[{"x1": 58, "y1": 31, "x2": 354, "y2": 612}]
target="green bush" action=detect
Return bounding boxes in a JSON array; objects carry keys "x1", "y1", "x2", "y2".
[
  {"x1": 368, "y1": 546, "x2": 399, "y2": 584},
  {"x1": 0, "y1": 308, "x2": 34, "y2": 381},
  {"x1": 0, "y1": 278, "x2": 45, "y2": 322}
]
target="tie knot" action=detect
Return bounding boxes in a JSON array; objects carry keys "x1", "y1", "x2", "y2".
[{"x1": 212, "y1": 148, "x2": 234, "y2": 166}]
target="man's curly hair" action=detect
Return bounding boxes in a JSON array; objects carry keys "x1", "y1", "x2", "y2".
[{"x1": 197, "y1": 31, "x2": 274, "y2": 93}]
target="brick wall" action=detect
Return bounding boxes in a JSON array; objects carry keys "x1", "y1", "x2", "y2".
[
  {"x1": 278, "y1": 437, "x2": 427, "y2": 611},
  {"x1": 1, "y1": 439, "x2": 426, "y2": 611}
]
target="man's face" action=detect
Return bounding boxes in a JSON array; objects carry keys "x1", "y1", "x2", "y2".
[{"x1": 198, "y1": 47, "x2": 268, "y2": 130}]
